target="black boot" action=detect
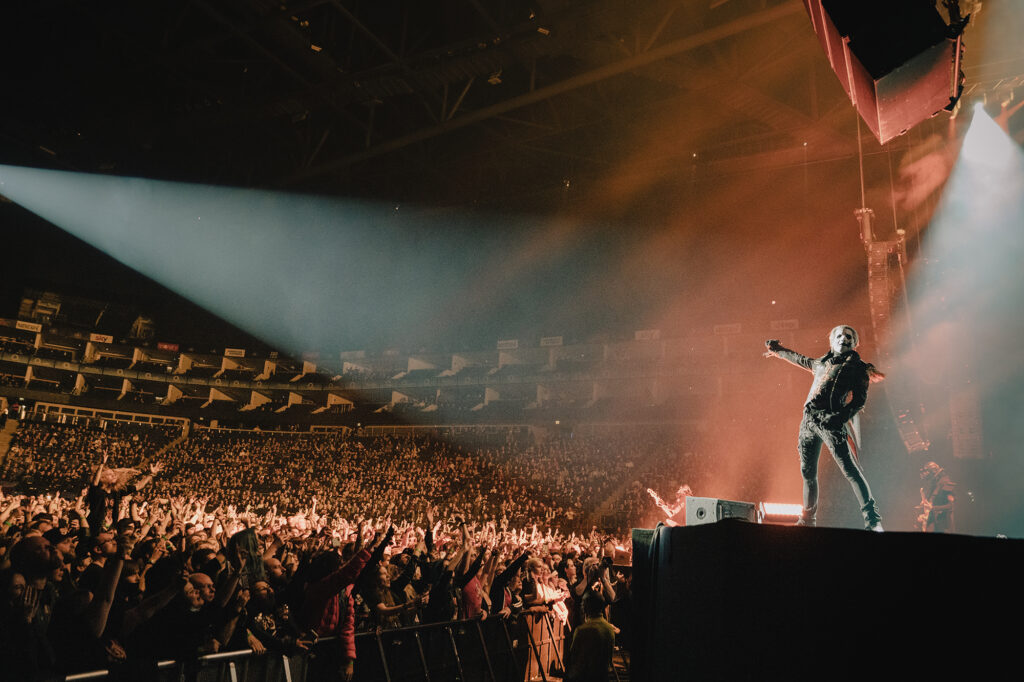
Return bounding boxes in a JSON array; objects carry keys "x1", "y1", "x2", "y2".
[{"x1": 862, "y1": 500, "x2": 883, "y2": 532}]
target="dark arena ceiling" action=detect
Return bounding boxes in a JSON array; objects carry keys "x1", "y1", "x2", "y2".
[
  {"x1": 1, "y1": 0, "x2": 1023, "y2": 355},
  {"x1": 2, "y1": 0, "x2": 1019, "y2": 212}
]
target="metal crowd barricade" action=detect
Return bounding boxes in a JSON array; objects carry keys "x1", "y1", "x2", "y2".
[
  {"x1": 62, "y1": 612, "x2": 570, "y2": 682},
  {"x1": 65, "y1": 648, "x2": 306, "y2": 682},
  {"x1": 518, "y1": 609, "x2": 567, "y2": 682}
]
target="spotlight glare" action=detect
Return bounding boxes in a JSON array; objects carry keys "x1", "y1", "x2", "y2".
[
  {"x1": 961, "y1": 106, "x2": 1016, "y2": 169},
  {"x1": 0, "y1": 164, "x2": 532, "y2": 354}
]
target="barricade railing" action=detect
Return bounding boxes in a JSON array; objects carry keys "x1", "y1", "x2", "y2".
[{"x1": 63, "y1": 610, "x2": 569, "y2": 682}]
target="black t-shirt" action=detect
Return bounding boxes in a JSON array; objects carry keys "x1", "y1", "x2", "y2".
[{"x1": 85, "y1": 484, "x2": 136, "y2": 535}]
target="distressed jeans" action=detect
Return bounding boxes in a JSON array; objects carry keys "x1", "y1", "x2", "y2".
[{"x1": 798, "y1": 408, "x2": 880, "y2": 525}]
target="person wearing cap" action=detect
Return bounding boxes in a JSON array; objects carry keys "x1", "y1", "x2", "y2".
[
  {"x1": 765, "y1": 325, "x2": 885, "y2": 531},
  {"x1": 43, "y1": 528, "x2": 75, "y2": 562}
]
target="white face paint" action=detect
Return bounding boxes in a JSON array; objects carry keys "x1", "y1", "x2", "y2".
[{"x1": 830, "y1": 327, "x2": 856, "y2": 355}]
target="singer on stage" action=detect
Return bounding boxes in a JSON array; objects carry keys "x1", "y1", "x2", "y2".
[{"x1": 764, "y1": 325, "x2": 884, "y2": 531}]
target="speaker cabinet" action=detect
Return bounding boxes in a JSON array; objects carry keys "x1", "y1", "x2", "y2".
[
  {"x1": 803, "y1": 0, "x2": 964, "y2": 143},
  {"x1": 685, "y1": 496, "x2": 759, "y2": 526}
]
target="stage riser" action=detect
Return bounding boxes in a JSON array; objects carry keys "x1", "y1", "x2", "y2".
[{"x1": 632, "y1": 522, "x2": 1023, "y2": 680}]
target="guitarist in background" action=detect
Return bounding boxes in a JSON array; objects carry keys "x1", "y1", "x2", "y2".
[
  {"x1": 918, "y1": 461, "x2": 956, "y2": 533},
  {"x1": 647, "y1": 484, "x2": 693, "y2": 526}
]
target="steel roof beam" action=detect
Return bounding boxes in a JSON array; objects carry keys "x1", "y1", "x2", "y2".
[{"x1": 282, "y1": 0, "x2": 805, "y2": 186}]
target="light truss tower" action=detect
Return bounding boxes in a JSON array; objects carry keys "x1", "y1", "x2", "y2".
[{"x1": 856, "y1": 208, "x2": 930, "y2": 453}]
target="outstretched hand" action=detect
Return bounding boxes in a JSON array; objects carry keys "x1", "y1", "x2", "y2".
[{"x1": 763, "y1": 339, "x2": 782, "y2": 358}]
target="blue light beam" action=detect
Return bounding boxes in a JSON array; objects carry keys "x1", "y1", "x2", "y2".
[
  {"x1": 889, "y1": 106, "x2": 1024, "y2": 533},
  {"x1": 0, "y1": 166, "x2": 565, "y2": 355}
]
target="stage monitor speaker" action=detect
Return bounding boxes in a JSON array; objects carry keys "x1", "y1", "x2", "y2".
[
  {"x1": 802, "y1": 0, "x2": 966, "y2": 144},
  {"x1": 685, "y1": 496, "x2": 759, "y2": 526}
]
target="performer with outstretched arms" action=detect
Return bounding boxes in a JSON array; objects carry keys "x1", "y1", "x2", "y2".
[{"x1": 764, "y1": 325, "x2": 884, "y2": 531}]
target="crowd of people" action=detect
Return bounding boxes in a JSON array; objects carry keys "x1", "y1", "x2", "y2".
[
  {"x1": 0, "y1": 418, "x2": 712, "y2": 680},
  {"x1": 2, "y1": 421, "x2": 718, "y2": 535},
  {"x1": 2, "y1": 421, "x2": 181, "y2": 496}
]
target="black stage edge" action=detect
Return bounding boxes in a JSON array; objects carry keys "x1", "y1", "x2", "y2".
[{"x1": 632, "y1": 521, "x2": 1024, "y2": 680}]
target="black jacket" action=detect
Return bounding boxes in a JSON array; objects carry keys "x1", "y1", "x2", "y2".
[{"x1": 773, "y1": 346, "x2": 870, "y2": 426}]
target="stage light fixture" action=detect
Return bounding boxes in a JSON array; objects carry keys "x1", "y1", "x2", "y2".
[
  {"x1": 759, "y1": 502, "x2": 803, "y2": 524},
  {"x1": 760, "y1": 502, "x2": 802, "y2": 516}
]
